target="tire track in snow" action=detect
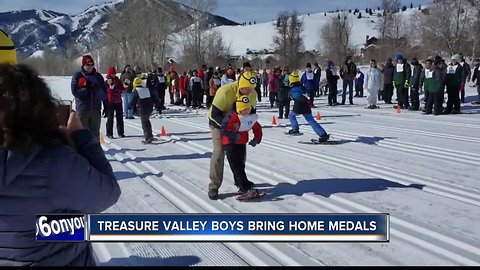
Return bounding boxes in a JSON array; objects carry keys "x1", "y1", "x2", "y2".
[
  {"x1": 161, "y1": 117, "x2": 480, "y2": 265},
  {"x1": 101, "y1": 136, "x2": 323, "y2": 266},
  {"x1": 174, "y1": 117, "x2": 480, "y2": 208},
  {"x1": 310, "y1": 105, "x2": 480, "y2": 129},
  {"x1": 257, "y1": 119, "x2": 480, "y2": 167}
]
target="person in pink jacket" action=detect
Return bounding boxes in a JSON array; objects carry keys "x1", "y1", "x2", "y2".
[{"x1": 268, "y1": 67, "x2": 281, "y2": 108}]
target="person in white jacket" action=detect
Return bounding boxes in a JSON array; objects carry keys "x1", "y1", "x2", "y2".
[{"x1": 364, "y1": 59, "x2": 382, "y2": 109}]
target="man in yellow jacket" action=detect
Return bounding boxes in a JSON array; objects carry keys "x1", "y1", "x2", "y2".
[
  {"x1": 208, "y1": 71, "x2": 258, "y2": 199},
  {"x1": 0, "y1": 29, "x2": 17, "y2": 64}
]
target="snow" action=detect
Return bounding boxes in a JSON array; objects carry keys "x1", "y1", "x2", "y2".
[
  {"x1": 43, "y1": 72, "x2": 480, "y2": 266},
  {"x1": 29, "y1": 50, "x2": 45, "y2": 58},
  {"x1": 212, "y1": 9, "x2": 417, "y2": 56},
  {"x1": 10, "y1": 19, "x2": 35, "y2": 34}
]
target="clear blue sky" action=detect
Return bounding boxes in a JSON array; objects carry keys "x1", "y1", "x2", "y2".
[{"x1": 0, "y1": 0, "x2": 432, "y2": 23}]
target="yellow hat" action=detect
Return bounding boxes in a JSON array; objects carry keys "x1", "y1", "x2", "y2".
[
  {"x1": 289, "y1": 71, "x2": 300, "y2": 85},
  {"x1": 0, "y1": 29, "x2": 17, "y2": 64},
  {"x1": 133, "y1": 77, "x2": 143, "y2": 88},
  {"x1": 238, "y1": 71, "x2": 257, "y2": 90},
  {"x1": 236, "y1": 95, "x2": 252, "y2": 113}
]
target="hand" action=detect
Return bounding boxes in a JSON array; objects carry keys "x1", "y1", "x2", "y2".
[
  {"x1": 58, "y1": 111, "x2": 84, "y2": 147},
  {"x1": 249, "y1": 138, "x2": 260, "y2": 147},
  {"x1": 404, "y1": 81, "x2": 409, "y2": 88},
  {"x1": 107, "y1": 78, "x2": 113, "y2": 85}
]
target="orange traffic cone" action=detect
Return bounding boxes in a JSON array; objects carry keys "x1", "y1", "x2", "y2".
[
  {"x1": 396, "y1": 103, "x2": 401, "y2": 113},
  {"x1": 160, "y1": 126, "x2": 167, "y2": 136},
  {"x1": 316, "y1": 111, "x2": 322, "y2": 121},
  {"x1": 272, "y1": 116, "x2": 277, "y2": 125},
  {"x1": 99, "y1": 133, "x2": 105, "y2": 144}
]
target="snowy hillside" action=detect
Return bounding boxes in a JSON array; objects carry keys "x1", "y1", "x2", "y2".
[
  {"x1": 44, "y1": 72, "x2": 480, "y2": 266},
  {"x1": 214, "y1": 8, "x2": 419, "y2": 57},
  {"x1": 0, "y1": 0, "x2": 238, "y2": 56}
]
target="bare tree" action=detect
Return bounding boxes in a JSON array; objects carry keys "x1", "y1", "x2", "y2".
[
  {"x1": 179, "y1": 0, "x2": 217, "y2": 67},
  {"x1": 273, "y1": 10, "x2": 304, "y2": 68},
  {"x1": 319, "y1": 13, "x2": 352, "y2": 65},
  {"x1": 104, "y1": 0, "x2": 185, "y2": 68},
  {"x1": 418, "y1": 0, "x2": 473, "y2": 55}
]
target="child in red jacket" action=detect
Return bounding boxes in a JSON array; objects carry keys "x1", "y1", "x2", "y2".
[{"x1": 221, "y1": 95, "x2": 264, "y2": 200}]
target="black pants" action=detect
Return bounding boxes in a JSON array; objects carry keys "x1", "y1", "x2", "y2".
[
  {"x1": 395, "y1": 84, "x2": 410, "y2": 108},
  {"x1": 206, "y1": 95, "x2": 214, "y2": 108},
  {"x1": 169, "y1": 91, "x2": 174, "y2": 105},
  {"x1": 308, "y1": 89, "x2": 315, "y2": 106},
  {"x1": 186, "y1": 91, "x2": 193, "y2": 107},
  {"x1": 355, "y1": 85, "x2": 364, "y2": 97},
  {"x1": 383, "y1": 83, "x2": 393, "y2": 103},
  {"x1": 106, "y1": 103, "x2": 124, "y2": 137},
  {"x1": 269, "y1": 92, "x2": 277, "y2": 108},
  {"x1": 140, "y1": 107, "x2": 153, "y2": 141},
  {"x1": 424, "y1": 91, "x2": 429, "y2": 105},
  {"x1": 192, "y1": 90, "x2": 203, "y2": 107},
  {"x1": 158, "y1": 86, "x2": 166, "y2": 109},
  {"x1": 256, "y1": 88, "x2": 262, "y2": 102},
  {"x1": 425, "y1": 91, "x2": 443, "y2": 114},
  {"x1": 410, "y1": 87, "x2": 420, "y2": 110},
  {"x1": 225, "y1": 144, "x2": 253, "y2": 192},
  {"x1": 278, "y1": 99, "x2": 290, "y2": 118},
  {"x1": 263, "y1": 83, "x2": 268, "y2": 97},
  {"x1": 446, "y1": 86, "x2": 460, "y2": 113},
  {"x1": 328, "y1": 83, "x2": 338, "y2": 105}
]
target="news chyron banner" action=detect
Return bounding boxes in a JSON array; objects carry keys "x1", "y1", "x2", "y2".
[{"x1": 36, "y1": 214, "x2": 389, "y2": 242}]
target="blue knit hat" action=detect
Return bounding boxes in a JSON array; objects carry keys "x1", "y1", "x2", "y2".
[{"x1": 396, "y1": 53, "x2": 404, "y2": 61}]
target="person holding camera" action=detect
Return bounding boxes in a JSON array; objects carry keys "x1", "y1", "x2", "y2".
[
  {"x1": 71, "y1": 55, "x2": 108, "y2": 142},
  {"x1": 1, "y1": 33, "x2": 120, "y2": 266}
]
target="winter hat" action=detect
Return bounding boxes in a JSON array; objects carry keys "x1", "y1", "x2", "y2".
[
  {"x1": 0, "y1": 29, "x2": 17, "y2": 64},
  {"x1": 434, "y1": 55, "x2": 442, "y2": 64},
  {"x1": 82, "y1": 55, "x2": 94, "y2": 66},
  {"x1": 133, "y1": 77, "x2": 143, "y2": 88},
  {"x1": 236, "y1": 95, "x2": 252, "y2": 113},
  {"x1": 396, "y1": 53, "x2": 404, "y2": 61},
  {"x1": 157, "y1": 67, "x2": 163, "y2": 73},
  {"x1": 451, "y1": 54, "x2": 461, "y2": 61},
  {"x1": 108, "y1": 66, "x2": 116, "y2": 75},
  {"x1": 289, "y1": 71, "x2": 300, "y2": 85},
  {"x1": 327, "y1": 60, "x2": 334, "y2": 69},
  {"x1": 238, "y1": 71, "x2": 257, "y2": 90}
]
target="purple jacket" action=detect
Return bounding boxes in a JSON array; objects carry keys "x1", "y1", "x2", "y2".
[
  {"x1": 0, "y1": 130, "x2": 120, "y2": 266},
  {"x1": 301, "y1": 70, "x2": 319, "y2": 90},
  {"x1": 71, "y1": 68, "x2": 107, "y2": 113}
]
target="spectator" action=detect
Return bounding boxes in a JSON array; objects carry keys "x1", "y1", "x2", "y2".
[{"x1": 0, "y1": 63, "x2": 120, "y2": 266}]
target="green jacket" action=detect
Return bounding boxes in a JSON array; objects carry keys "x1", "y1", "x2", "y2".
[{"x1": 445, "y1": 64, "x2": 463, "y2": 89}]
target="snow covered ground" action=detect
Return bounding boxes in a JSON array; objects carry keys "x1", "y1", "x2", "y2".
[{"x1": 46, "y1": 76, "x2": 480, "y2": 266}]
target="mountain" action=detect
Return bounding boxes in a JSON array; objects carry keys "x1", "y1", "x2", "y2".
[{"x1": 0, "y1": 0, "x2": 239, "y2": 57}]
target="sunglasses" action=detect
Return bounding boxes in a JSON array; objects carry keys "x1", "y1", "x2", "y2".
[{"x1": 85, "y1": 63, "x2": 94, "y2": 67}]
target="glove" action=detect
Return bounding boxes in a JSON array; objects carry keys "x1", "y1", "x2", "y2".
[
  {"x1": 404, "y1": 80, "x2": 409, "y2": 88},
  {"x1": 249, "y1": 138, "x2": 260, "y2": 147}
]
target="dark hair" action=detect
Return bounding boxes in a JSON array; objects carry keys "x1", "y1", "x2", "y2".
[
  {"x1": 0, "y1": 64, "x2": 66, "y2": 152},
  {"x1": 306, "y1": 63, "x2": 312, "y2": 68}
]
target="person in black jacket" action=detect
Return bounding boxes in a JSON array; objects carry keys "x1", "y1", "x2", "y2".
[
  {"x1": 326, "y1": 60, "x2": 340, "y2": 106},
  {"x1": 409, "y1": 58, "x2": 423, "y2": 111},
  {"x1": 147, "y1": 70, "x2": 162, "y2": 116},
  {"x1": 382, "y1": 58, "x2": 395, "y2": 104},
  {"x1": 472, "y1": 58, "x2": 480, "y2": 104},
  {"x1": 129, "y1": 76, "x2": 156, "y2": 144},
  {"x1": 340, "y1": 56, "x2": 357, "y2": 105},
  {"x1": 459, "y1": 55, "x2": 471, "y2": 103}
]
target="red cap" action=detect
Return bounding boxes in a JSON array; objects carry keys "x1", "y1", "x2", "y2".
[
  {"x1": 82, "y1": 55, "x2": 94, "y2": 66},
  {"x1": 108, "y1": 66, "x2": 116, "y2": 75}
]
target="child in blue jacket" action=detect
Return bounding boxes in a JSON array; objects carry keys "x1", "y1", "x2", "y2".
[{"x1": 287, "y1": 72, "x2": 330, "y2": 143}]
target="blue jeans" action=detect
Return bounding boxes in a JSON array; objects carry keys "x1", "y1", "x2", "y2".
[
  {"x1": 342, "y1": 79, "x2": 354, "y2": 103},
  {"x1": 288, "y1": 111, "x2": 327, "y2": 137},
  {"x1": 123, "y1": 93, "x2": 134, "y2": 118}
]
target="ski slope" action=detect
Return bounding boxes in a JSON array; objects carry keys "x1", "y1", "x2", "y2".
[{"x1": 46, "y1": 75, "x2": 480, "y2": 266}]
